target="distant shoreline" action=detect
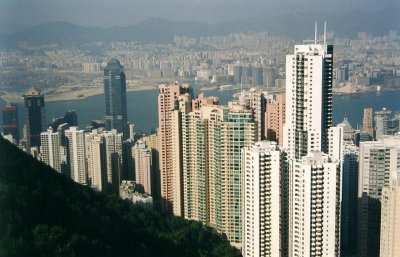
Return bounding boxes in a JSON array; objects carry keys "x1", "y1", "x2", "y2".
[{"x1": 0, "y1": 85, "x2": 158, "y2": 103}]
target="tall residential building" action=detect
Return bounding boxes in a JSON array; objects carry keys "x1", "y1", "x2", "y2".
[
  {"x1": 361, "y1": 107, "x2": 374, "y2": 139},
  {"x1": 65, "y1": 127, "x2": 87, "y2": 185},
  {"x1": 102, "y1": 129, "x2": 123, "y2": 192},
  {"x1": 237, "y1": 89, "x2": 266, "y2": 141},
  {"x1": 283, "y1": 39, "x2": 342, "y2": 257},
  {"x1": 182, "y1": 103, "x2": 224, "y2": 224},
  {"x1": 1, "y1": 103, "x2": 19, "y2": 142},
  {"x1": 288, "y1": 151, "x2": 341, "y2": 257},
  {"x1": 85, "y1": 129, "x2": 123, "y2": 192},
  {"x1": 242, "y1": 141, "x2": 288, "y2": 257},
  {"x1": 341, "y1": 143, "x2": 359, "y2": 256},
  {"x1": 142, "y1": 131, "x2": 160, "y2": 200},
  {"x1": 85, "y1": 131, "x2": 106, "y2": 191},
  {"x1": 357, "y1": 136, "x2": 400, "y2": 257},
  {"x1": 220, "y1": 104, "x2": 256, "y2": 248},
  {"x1": 133, "y1": 140, "x2": 152, "y2": 195},
  {"x1": 104, "y1": 59, "x2": 128, "y2": 139},
  {"x1": 158, "y1": 82, "x2": 191, "y2": 215},
  {"x1": 40, "y1": 128, "x2": 62, "y2": 173},
  {"x1": 283, "y1": 43, "x2": 333, "y2": 160},
  {"x1": 380, "y1": 179, "x2": 400, "y2": 257},
  {"x1": 265, "y1": 92, "x2": 286, "y2": 146},
  {"x1": 24, "y1": 87, "x2": 46, "y2": 150}
]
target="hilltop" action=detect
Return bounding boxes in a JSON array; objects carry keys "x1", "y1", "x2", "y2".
[{"x1": 0, "y1": 136, "x2": 241, "y2": 257}]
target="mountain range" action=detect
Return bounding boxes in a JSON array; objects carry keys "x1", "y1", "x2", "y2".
[{"x1": 1, "y1": 6, "x2": 399, "y2": 48}]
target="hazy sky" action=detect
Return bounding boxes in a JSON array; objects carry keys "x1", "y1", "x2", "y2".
[{"x1": 0, "y1": 0, "x2": 398, "y2": 33}]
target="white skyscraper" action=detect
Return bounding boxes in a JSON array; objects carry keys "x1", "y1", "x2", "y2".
[
  {"x1": 283, "y1": 35, "x2": 341, "y2": 257},
  {"x1": 40, "y1": 128, "x2": 62, "y2": 173},
  {"x1": 65, "y1": 127, "x2": 87, "y2": 185},
  {"x1": 283, "y1": 42, "x2": 333, "y2": 160},
  {"x1": 288, "y1": 151, "x2": 341, "y2": 257},
  {"x1": 242, "y1": 141, "x2": 288, "y2": 257}
]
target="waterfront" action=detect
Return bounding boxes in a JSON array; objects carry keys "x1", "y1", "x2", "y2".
[{"x1": 1, "y1": 87, "x2": 400, "y2": 134}]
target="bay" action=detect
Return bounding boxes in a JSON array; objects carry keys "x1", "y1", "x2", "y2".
[{"x1": 1, "y1": 86, "x2": 400, "y2": 135}]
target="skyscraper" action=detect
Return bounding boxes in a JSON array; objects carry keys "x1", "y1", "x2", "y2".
[
  {"x1": 24, "y1": 87, "x2": 46, "y2": 150},
  {"x1": 104, "y1": 59, "x2": 128, "y2": 139},
  {"x1": 265, "y1": 92, "x2": 286, "y2": 146},
  {"x1": 1, "y1": 103, "x2": 19, "y2": 142},
  {"x1": 358, "y1": 136, "x2": 400, "y2": 257},
  {"x1": 220, "y1": 103, "x2": 256, "y2": 248},
  {"x1": 242, "y1": 141, "x2": 288, "y2": 257},
  {"x1": 86, "y1": 131, "x2": 106, "y2": 191},
  {"x1": 40, "y1": 128, "x2": 62, "y2": 173},
  {"x1": 288, "y1": 151, "x2": 341, "y2": 257},
  {"x1": 283, "y1": 42, "x2": 333, "y2": 160},
  {"x1": 283, "y1": 37, "x2": 342, "y2": 257},
  {"x1": 65, "y1": 127, "x2": 87, "y2": 185},
  {"x1": 340, "y1": 143, "x2": 359, "y2": 256},
  {"x1": 133, "y1": 140, "x2": 152, "y2": 195},
  {"x1": 158, "y1": 82, "x2": 191, "y2": 215}
]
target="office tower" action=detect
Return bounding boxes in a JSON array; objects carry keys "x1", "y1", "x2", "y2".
[
  {"x1": 288, "y1": 151, "x2": 341, "y2": 257},
  {"x1": 40, "y1": 128, "x2": 62, "y2": 173},
  {"x1": 158, "y1": 82, "x2": 191, "y2": 215},
  {"x1": 283, "y1": 42, "x2": 333, "y2": 160},
  {"x1": 237, "y1": 89, "x2": 266, "y2": 140},
  {"x1": 24, "y1": 87, "x2": 46, "y2": 150},
  {"x1": 242, "y1": 141, "x2": 288, "y2": 257},
  {"x1": 340, "y1": 143, "x2": 359, "y2": 256},
  {"x1": 104, "y1": 59, "x2": 128, "y2": 139},
  {"x1": 361, "y1": 108, "x2": 374, "y2": 139},
  {"x1": 1, "y1": 103, "x2": 19, "y2": 142},
  {"x1": 220, "y1": 104, "x2": 256, "y2": 248},
  {"x1": 265, "y1": 92, "x2": 286, "y2": 146},
  {"x1": 51, "y1": 110, "x2": 78, "y2": 132},
  {"x1": 133, "y1": 140, "x2": 152, "y2": 195},
  {"x1": 380, "y1": 179, "x2": 400, "y2": 257},
  {"x1": 65, "y1": 127, "x2": 87, "y2": 185},
  {"x1": 357, "y1": 136, "x2": 400, "y2": 257},
  {"x1": 86, "y1": 131, "x2": 106, "y2": 191}
]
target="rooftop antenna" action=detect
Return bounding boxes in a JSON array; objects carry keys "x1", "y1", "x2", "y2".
[
  {"x1": 324, "y1": 21, "x2": 327, "y2": 45},
  {"x1": 314, "y1": 21, "x2": 318, "y2": 44}
]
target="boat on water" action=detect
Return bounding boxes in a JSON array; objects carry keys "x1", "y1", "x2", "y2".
[{"x1": 219, "y1": 84, "x2": 238, "y2": 91}]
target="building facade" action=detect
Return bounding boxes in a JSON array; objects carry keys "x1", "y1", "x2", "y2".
[
  {"x1": 104, "y1": 59, "x2": 128, "y2": 139},
  {"x1": 24, "y1": 87, "x2": 46, "y2": 150}
]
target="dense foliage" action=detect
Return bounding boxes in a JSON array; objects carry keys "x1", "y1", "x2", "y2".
[{"x1": 0, "y1": 136, "x2": 241, "y2": 257}]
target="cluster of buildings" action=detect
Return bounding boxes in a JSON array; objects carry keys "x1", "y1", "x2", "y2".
[
  {"x1": 2, "y1": 32, "x2": 400, "y2": 257},
  {"x1": 2, "y1": 30, "x2": 399, "y2": 97}
]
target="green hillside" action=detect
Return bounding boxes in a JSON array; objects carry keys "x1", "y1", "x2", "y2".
[{"x1": 0, "y1": 136, "x2": 241, "y2": 257}]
